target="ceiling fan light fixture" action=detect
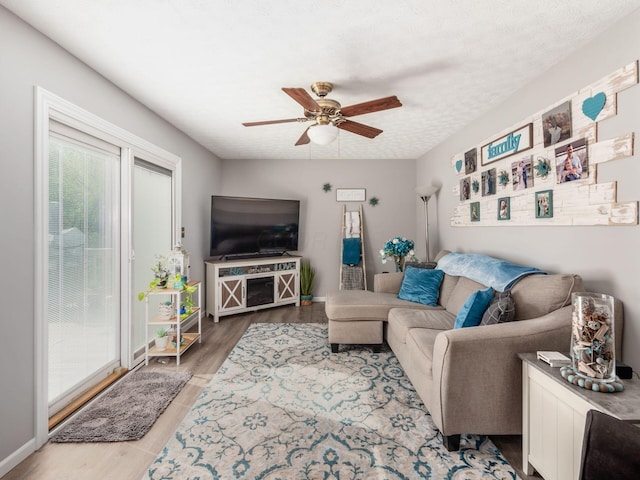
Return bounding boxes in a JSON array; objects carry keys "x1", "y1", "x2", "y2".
[{"x1": 307, "y1": 123, "x2": 339, "y2": 145}]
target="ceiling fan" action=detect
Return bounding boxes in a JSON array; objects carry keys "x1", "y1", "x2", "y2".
[{"x1": 242, "y1": 82, "x2": 402, "y2": 146}]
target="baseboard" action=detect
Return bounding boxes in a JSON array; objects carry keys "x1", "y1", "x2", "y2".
[
  {"x1": 0, "y1": 438, "x2": 35, "y2": 478},
  {"x1": 313, "y1": 296, "x2": 326, "y2": 302}
]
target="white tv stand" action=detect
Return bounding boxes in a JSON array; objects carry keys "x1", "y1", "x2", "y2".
[{"x1": 205, "y1": 255, "x2": 300, "y2": 322}]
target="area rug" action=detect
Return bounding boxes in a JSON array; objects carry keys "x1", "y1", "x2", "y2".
[
  {"x1": 51, "y1": 369, "x2": 192, "y2": 443},
  {"x1": 145, "y1": 323, "x2": 519, "y2": 479}
]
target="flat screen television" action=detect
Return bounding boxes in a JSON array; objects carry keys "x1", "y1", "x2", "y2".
[{"x1": 209, "y1": 195, "x2": 300, "y2": 258}]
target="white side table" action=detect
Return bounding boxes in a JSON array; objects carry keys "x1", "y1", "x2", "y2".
[{"x1": 520, "y1": 353, "x2": 640, "y2": 480}]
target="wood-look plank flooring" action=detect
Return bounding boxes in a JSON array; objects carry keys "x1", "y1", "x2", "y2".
[{"x1": 2, "y1": 303, "x2": 540, "y2": 479}]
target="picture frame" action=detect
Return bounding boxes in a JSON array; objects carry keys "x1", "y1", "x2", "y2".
[
  {"x1": 535, "y1": 190, "x2": 553, "y2": 218},
  {"x1": 511, "y1": 155, "x2": 533, "y2": 191},
  {"x1": 542, "y1": 101, "x2": 572, "y2": 147},
  {"x1": 336, "y1": 188, "x2": 366, "y2": 202},
  {"x1": 498, "y1": 197, "x2": 510, "y2": 220},
  {"x1": 465, "y1": 148, "x2": 477, "y2": 174},
  {"x1": 460, "y1": 177, "x2": 471, "y2": 201},
  {"x1": 481, "y1": 168, "x2": 496, "y2": 196},
  {"x1": 555, "y1": 138, "x2": 589, "y2": 184},
  {"x1": 470, "y1": 202, "x2": 480, "y2": 222}
]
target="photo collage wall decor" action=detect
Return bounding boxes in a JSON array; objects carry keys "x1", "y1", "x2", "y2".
[{"x1": 450, "y1": 61, "x2": 638, "y2": 227}]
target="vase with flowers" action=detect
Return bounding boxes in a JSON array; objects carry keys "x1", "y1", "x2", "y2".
[{"x1": 380, "y1": 236, "x2": 416, "y2": 272}]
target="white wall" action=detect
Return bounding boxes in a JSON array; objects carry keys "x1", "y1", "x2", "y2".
[
  {"x1": 220, "y1": 157, "x2": 417, "y2": 296},
  {"x1": 0, "y1": 6, "x2": 222, "y2": 470},
  {"x1": 416, "y1": 9, "x2": 640, "y2": 369}
]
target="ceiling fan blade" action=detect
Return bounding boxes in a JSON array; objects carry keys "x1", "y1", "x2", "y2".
[
  {"x1": 282, "y1": 87, "x2": 321, "y2": 112},
  {"x1": 337, "y1": 120, "x2": 383, "y2": 139},
  {"x1": 242, "y1": 118, "x2": 305, "y2": 127},
  {"x1": 295, "y1": 127, "x2": 311, "y2": 146},
  {"x1": 340, "y1": 96, "x2": 402, "y2": 117}
]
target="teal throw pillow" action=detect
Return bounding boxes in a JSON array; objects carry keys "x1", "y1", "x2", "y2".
[
  {"x1": 397, "y1": 267, "x2": 444, "y2": 306},
  {"x1": 454, "y1": 287, "x2": 495, "y2": 329}
]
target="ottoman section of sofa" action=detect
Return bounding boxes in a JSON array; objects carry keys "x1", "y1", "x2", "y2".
[{"x1": 325, "y1": 289, "x2": 437, "y2": 352}]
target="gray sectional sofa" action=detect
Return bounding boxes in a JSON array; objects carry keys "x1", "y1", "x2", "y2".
[{"x1": 325, "y1": 250, "x2": 624, "y2": 450}]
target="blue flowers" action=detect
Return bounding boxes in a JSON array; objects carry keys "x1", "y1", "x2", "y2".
[
  {"x1": 380, "y1": 236, "x2": 415, "y2": 260},
  {"x1": 380, "y1": 236, "x2": 416, "y2": 271}
]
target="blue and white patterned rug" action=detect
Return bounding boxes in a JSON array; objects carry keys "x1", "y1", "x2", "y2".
[{"x1": 145, "y1": 323, "x2": 519, "y2": 479}]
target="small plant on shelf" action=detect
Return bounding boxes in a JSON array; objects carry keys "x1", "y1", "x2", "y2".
[
  {"x1": 138, "y1": 254, "x2": 172, "y2": 301},
  {"x1": 155, "y1": 328, "x2": 169, "y2": 351},
  {"x1": 158, "y1": 300, "x2": 174, "y2": 320},
  {"x1": 151, "y1": 254, "x2": 170, "y2": 287},
  {"x1": 300, "y1": 259, "x2": 315, "y2": 306}
]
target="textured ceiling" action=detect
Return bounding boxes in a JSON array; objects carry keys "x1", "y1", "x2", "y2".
[{"x1": 3, "y1": 0, "x2": 639, "y2": 161}]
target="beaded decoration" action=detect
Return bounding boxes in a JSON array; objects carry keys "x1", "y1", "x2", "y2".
[{"x1": 560, "y1": 365, "x2": 624, "y2": 393}]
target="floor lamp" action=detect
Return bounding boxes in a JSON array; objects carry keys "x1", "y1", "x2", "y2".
[{"x1": 415, "y1": 185, "x2": 440, "y2": 262}]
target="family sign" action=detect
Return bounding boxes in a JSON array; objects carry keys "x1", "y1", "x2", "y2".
[{"x1": 481, "y1": 123, "x2": 533, "y2": 165}]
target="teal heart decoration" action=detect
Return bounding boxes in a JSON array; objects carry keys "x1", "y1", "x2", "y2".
[
  {"x1": 582, "y1": 92, "x2": 606, "y2": 121},
  {"x1": 455, "y1": 159, "x2": 463, "y2": 173}
]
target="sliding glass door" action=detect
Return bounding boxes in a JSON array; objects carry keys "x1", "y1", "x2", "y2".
[
  {"x1": 36, "y1": 87, "x2": 181, "y2": 446},
  {"x1": 47, "y1": 132, "x2": 120, "y2": 414}
]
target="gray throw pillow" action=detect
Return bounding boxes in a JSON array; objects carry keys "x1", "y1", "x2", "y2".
[
  {"x1": 480, "y1": 290, "x2": 516, "y2": 326},
  {"x1": 404, "y1": 261, "x2": 437, "y2": 270}
]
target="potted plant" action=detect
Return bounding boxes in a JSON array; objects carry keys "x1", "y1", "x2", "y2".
[
  {"x1": 300, "y1": 259, "x2": 315, "y2": 306},
  {"x1": 151, "y1": 254, "x2": 170, "y2": 288},
  {"x1": 137, "y1": 256, "x2": 176, "y2": 301},
  {"x1": 155, "y1": 328, "x2": 169, "y2": 351},
  {"x1": 158, "y1": 300, "x2": 174, "y2": 320}
]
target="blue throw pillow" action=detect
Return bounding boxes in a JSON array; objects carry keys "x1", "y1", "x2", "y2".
[
  {"x1": 454, "y1": 287, "x2": 495, "y2": 329},
  {"x1": 397, "y1": 267, "x2": 444, "y2": 306}
]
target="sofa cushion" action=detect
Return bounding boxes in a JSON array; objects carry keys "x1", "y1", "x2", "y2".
[
  {"x1": 510, "y1": 273, "x2": 582, "y2": 320},
  {"x1": 480, "y1": 290, "x2": 516, "y2": 326},
  {"x1": 406, "y1": 327, "x2": 440, "y2": 376},
  {"x1": 388, "y1": 308, "x2": 456, "y2": 344},
  {"x1": 325, "y1": 290, "x2": 441, "y2": 322},
  {"x1": 374, "y1": 272, "x2": 404, "y2": 294},
  {"x1": 397, "y1": 267, "x2": 444, "y2": 306},
  {"x1": 445, "y1": 277, "x2": 488, "y2": 316},
  {"x1": 454, "y1": 287, "x2": 494, "y2": 329},
  {"x1": 438, "y1": 274, "x2": 460, "y2": 310}
]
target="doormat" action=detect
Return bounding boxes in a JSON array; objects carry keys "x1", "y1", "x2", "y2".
[{"x1": 50, "y1": 369, "x2": 192, "y2": 443}]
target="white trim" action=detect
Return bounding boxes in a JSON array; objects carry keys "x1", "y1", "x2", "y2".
[
  {"x1": 121, "y1": 147, "x2": 134, "y2": 369},
  {"x1": 34, "y1": 86, "x2": 182, "y2": 449},
  {"x1": 34, "y1": 87, "x2": 50, "y2": 449},
  {"x1": 37, "y1": 88, "x2": 181, "y2": 167},
  {"x1": 0, "y1": 438, "x2": 36, "y2": 478}
]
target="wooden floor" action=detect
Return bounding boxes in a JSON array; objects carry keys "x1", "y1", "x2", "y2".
[{"x1": 3, "y1": 303, "x2": 540, "y2": 480}]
